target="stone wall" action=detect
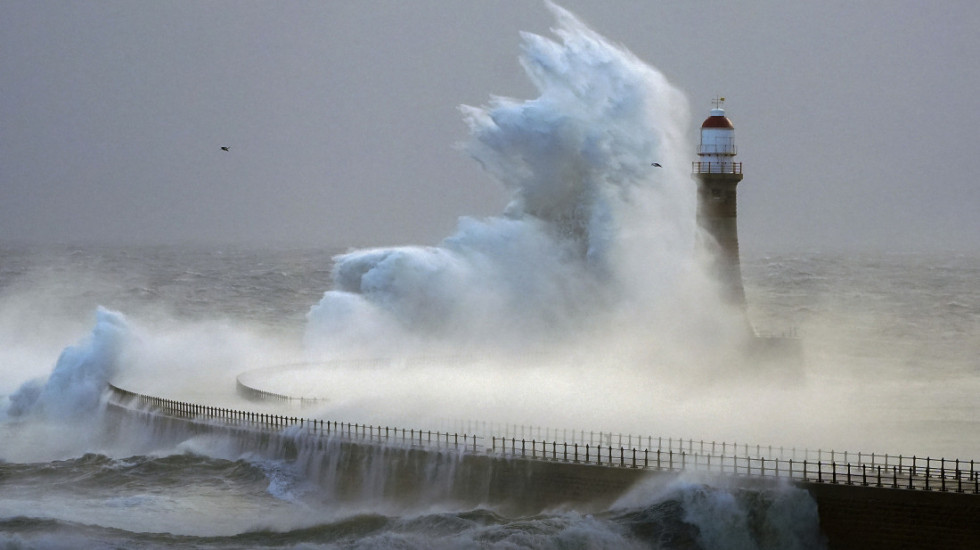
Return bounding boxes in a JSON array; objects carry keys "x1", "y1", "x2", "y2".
[
  {"x1": 104, "y1": 394, "x2": 980, "y2": 548},
  {"x1": 804, "y1": 482, "x2": 980, "y2": 550}
]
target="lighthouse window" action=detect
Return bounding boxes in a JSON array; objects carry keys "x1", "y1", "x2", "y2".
[{"x1": 711, "y1": 189, "x2": 722, "y2": 199}]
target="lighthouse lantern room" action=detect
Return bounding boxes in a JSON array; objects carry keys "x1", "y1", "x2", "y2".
[{"x1": 695, "y1": 98, "x2": 740, "y2": 174}]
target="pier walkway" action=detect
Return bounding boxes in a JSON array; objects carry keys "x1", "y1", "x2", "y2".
[{"x1": 106, "y1": 382, "x2": 979, "y2": 496}]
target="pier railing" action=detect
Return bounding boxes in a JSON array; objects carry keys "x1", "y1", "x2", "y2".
[
  {"x1": 108, "y1": 383, "x2": 482, "y2": 452},
  {"x1": 106, "y1": 383, "x2": 979, "y2": 495},
  {"x1": 488, "y1": 436, "x2": 978, "y2": 494}
]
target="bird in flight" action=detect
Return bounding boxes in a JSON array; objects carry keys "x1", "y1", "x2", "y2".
[
  {"x1": 651, "y1": 162, "x2": 662, "y2": 167},
  {"x1": 220, "y1": 146, "x2": 230, "y2": 152}
]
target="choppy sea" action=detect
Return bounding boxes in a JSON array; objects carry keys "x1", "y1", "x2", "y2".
[{"x1": 1, "y1": 243, "x2": 977, "y2": 549}]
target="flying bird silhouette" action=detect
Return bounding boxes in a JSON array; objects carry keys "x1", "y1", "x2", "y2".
[
  {"x1": 220, "y1": 146, "x2": 230, "y2": 152},
  {"x1": 651, "y1": 162, "x2": 661, "y2": 167}
]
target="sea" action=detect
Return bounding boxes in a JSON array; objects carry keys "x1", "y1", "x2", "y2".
[
  {"x1": 3, "y1": 5, "x2": 978, "y2": 548},
  {"x1": 0, "y1": 242, "x2": 977, "y2": 549}
]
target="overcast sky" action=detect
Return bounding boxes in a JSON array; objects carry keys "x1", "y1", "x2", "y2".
[{"x1": 3, "y1": 1, "x2": 978, "y2": 253}]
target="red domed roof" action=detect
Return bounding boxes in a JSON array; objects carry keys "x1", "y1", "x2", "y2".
[{"x1": 701, "y1": 114, "x2": 734, "y2": 129}]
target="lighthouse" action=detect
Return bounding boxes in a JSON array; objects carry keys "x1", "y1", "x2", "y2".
[{"x1": 693, "y1": 99, "x2": 746, "y2": 307}]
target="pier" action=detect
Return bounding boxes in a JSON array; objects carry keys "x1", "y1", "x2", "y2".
[{"x1": 105, "y1": 382, "x2": 980, "y2": 549}]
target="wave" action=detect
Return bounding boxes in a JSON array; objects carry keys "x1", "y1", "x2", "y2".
[
  {"x1": 5, "y1": 308, "x2": 130, "y2": 420},
  {"x1": 303, "y1": 2, "x2": 745, "y2": 363},
  {"x1": 0, "y1": 475, "x2": 824, "y2": 549}
]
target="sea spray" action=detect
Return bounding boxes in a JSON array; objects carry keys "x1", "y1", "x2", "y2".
[
  {"x1": 6, "y1": 306, "x2": 131, "y2": 420},
  {"x1": 612, "y1": 474, "x2": 827, "y2": 549},
  {"x1": 304, "y1": 3, "x2": 743, "y2": 363},
  {"x1": 678, "y1": 482, "x2": 826, "y2": 550}
]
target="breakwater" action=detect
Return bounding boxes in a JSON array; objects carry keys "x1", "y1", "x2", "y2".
[{"x1": 105, "y1": 383, "x2": 980, "y2": 548}]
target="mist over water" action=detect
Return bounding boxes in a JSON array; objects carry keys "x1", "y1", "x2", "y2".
[
  {"x1": 305, "y1": 4, "x2": 744, "y2": 364},
  {"x1": 1, "y1": 3, "x2": 977, "y2": 549}
]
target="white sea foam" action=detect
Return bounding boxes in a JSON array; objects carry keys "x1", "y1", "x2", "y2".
[
  {"x1": 5, "y1": 307, "x2": 131, "y2": 420},
  {"x1": 305, "y1": 2, "x2": 743, "y2": 365}
]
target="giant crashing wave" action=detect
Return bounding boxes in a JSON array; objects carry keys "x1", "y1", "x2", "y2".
[{"x1": 305, "y1": 4, "x2": 743, "y2": 362}]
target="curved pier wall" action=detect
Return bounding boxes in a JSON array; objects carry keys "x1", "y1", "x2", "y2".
[
  {"x1": 103, "y1": 394, "x2": 980, "y2": 548},
  {"x1": 103, "y1": 400, "x2": 653, "y2": 514},
  {"x1": 804, "y1": 482, "x2": 980, "y2": 550}
]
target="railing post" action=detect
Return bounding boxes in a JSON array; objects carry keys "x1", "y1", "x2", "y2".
[
  {"x1": 957, "y1": 467, "x2": 964, "y2": 493},
  {"x1": 910, "y1": 456, "x2": 916, "y2": 490},
  {"x1": 925, "y1": 458, "x2": 930, "y2": 491}
]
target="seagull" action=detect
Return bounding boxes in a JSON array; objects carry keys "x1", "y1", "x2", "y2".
[
  {"x1": 220, "y1": 146, "x2": 230, "y2": 152},
  {"x1": 651, "y1": 162, "x2": 661, "y2": 167}
]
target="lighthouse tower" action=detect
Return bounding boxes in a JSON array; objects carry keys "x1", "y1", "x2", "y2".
[{"x1": 693, "y1": 99, "x2": 746, "y2": 306}]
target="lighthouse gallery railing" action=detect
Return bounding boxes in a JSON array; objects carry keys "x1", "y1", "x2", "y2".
[{"x1": 692, "y1": 161, "x2": 742, "y2": 174}]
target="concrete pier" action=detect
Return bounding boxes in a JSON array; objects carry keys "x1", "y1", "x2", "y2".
[{"x1": 104, "y1": 382, "x2": 979, "y2": 549}]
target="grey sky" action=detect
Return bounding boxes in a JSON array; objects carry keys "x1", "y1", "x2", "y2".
[{"x1": 3, "y1": 1, "x2": 978, "y2": 253}]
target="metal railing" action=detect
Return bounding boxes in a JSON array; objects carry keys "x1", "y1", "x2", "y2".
[
  {"x1": 235, "y1": 377, "x2": 324, "y2": 407},
  {"x1": 108, "y1": 383, "x2": 481, "y2": 452},
  {"x1": 692, "y1": 161, "x2": 742, "y2": 174},
  {"x1": 487, "y1": 437, "x2": 979, "y2": 494},
  {"x1": 105, "y1": 383, "x2": 979, "y2": 495}
]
